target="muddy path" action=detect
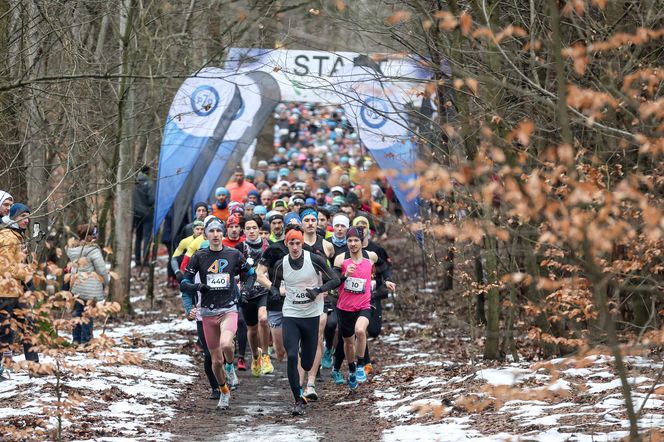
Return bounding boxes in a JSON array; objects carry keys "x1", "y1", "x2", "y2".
[{"x1": 170, "y1": 337, "x2": 399, "y2": 441}]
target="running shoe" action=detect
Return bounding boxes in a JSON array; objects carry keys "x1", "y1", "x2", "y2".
[
  {"x1": 237, "y1": 357, "x2": 247, "y2": 371},
  {"x1": 292, "y1": 399, "x2": 306, "y2": 416},
  {"x1": 321, "y1": 348, "x2": 333, "y2": 369},
  {"x1": 261, "y1": 354, "x2": 274, "y2": 374},
  {"x1": 209, "y1": 389, "x2": 220, "y2": 400},
  {"x1": 225, "y1": 363, "x2": 239, "y2": 390},
  {"x1": 216, "y1": 390, "x2": 230, "y2": 410},
  {"x1": 356, "y1": 366, "x2": 367, "y2": 383},
  {"x1": 364, "y1": 362, "x2": 373, "y2": 375},
  {"x1": 348, "y1": 372, "x2": 358, "y2": 391},
  {"x1": 304, "y1": 384, "x2": 318, "y2": 401},
  {"x1": 330, "y1": 369, "x2": 345, "y2": 385},
  {"x1": 251, "y1": 358, "x2": 262, "y2": 377}
]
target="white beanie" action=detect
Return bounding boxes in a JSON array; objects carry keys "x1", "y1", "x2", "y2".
[
  {"x1": 0, "y1": 190, "x2": 13, "y2": 206},
  {"x1": 332, "y1": 214, "x2": 350, "y2": 228}
]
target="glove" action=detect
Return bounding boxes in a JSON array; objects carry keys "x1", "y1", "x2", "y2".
[
  {"x1": 240, "y1": 290, "x2": 250, "y2": 305},
  {"x1": 197, "y1": 283, "x2": 210, "y2": 294},
  {"x1": 269, "y1": 285, "x2": 281, "y2": 302},
  {"x1": 175, "y1": 271, "x2": 184, "y2": 283},
  {"x1": 305, "y1": 288, "x2": 320, "y2": 301},
  {"x1": 373, "y1": 284, "x2": 389, "y2": 301}
]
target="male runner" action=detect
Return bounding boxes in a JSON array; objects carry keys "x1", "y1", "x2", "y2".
[
  {"x1": 181, "y1": 217, "x2": 256, "y2": 410},
  {"x1": 268, "y1": 227, "x2": 339, "y2": 415},
  {"x1": 330, "y1": 214, "x2": 350, "y2": 256},
  {"x1": 299, "y1": 206, "x2": 335, "y2": 400},
  {"x1": 239, "y1": 215, "x2": 273, "y2": 376},
  {"x1": 256, "y1": 212, "x2": 288, "y2": 362},
  {"x1": 332, "y1": 227, "x2": 378, "y2": 390}
]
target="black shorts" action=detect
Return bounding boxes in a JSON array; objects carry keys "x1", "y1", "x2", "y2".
[
  {"x1": 336, "y1": 308, "x2": 371, "y2": 338},
  {"x1": 241, "y1": 294, "x2": 267, "y2": 326}
]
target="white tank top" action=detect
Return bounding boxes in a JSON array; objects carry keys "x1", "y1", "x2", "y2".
[{"x1": 282, "y1": 251, "x2": 323, "y2": 318}]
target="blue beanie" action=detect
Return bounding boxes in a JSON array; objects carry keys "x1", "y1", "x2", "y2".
[
  {"x1": 215, "y1": 187, "x2": 230, "y2": 197},
  {"x1": 254, "y1": 205, "x2": 268, "y2": 216},
  {"x1": 284, "y1": 212, "x2": 301, "y2": 226},
  {"x1": 9, "y1": 203, "x2": 30, "y2": 219}
]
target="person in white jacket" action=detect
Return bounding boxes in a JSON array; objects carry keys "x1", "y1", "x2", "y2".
[{"x1": 66, "y1": 224, "x2": 109, "y2": 344}]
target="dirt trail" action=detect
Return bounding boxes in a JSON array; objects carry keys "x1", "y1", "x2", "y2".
[{"x1": 170, "y1": 340, "x2": 397, "y2": 441}]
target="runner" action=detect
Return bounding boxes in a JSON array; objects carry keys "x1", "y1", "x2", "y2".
[
  {"x1": 332, "y1": 226, "x2": 378, "y2": 390},
  {"x1": 180, "y1": 217, "x2": 256, "y2": 410},
  {"x1": 299, "y1": 206, "x2": 335, "y2": 400},
  {"x1": 268, "y1": 226, "x2": 340, "y2": 415},
  {"x1": 211, "y1": 187, "x2": 231, "y2": 222},
  {"x1": 238, "y1": 215, "x2": 273, "y2": 376},
  {"x1": 180, "y1": 239, "x2": 220, "y2": 400},
  {"x1": 330, "y1": 214, "x2": 350, "y2": 256},
  {"x1": 256, "y1": 211, "x2": 288, "y2": 363},
  {"x1": 350, "y1": 216, "x2": 396, "y2": 374}
]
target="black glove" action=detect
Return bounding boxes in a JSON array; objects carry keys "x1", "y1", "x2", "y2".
[
  {"x1": 372, "y1": 284, "x2": 389, "y2": 301},
  {"x1": 269, "y1": 285, "x2": 281, "y2": 302},
  {"x1": 305, "y1": 288, "x2": 320, "y2": 301},
  {"x1": 175, "y1": 271, "x2": 184, "y2": 283},
  {"x1": 240, "y1": 290, "x2": 250, "y2": 305},
  {"x1": 197, "y1": 283, "x2": 210, "y2": 294}
]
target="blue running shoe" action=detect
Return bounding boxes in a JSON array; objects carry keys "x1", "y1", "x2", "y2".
[
  {"x1": 330, "y1": 369, "x2": 345, "y2": 385},
  {"x1": 348, "y1": 372, "x2": 358, "y2": 391},
  {"x1": 321, "y1": 348, "x2": 333, "y2": 369},
  {"x1": 356, "y1": 366, "x2": 367, "y2": 383}
]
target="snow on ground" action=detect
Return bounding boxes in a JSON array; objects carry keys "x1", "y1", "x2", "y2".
[
  {"x1": 373, "y1": 321, "x2": 664, "y2": 441},
  {"x1": 1, "y1": 314, "x2": 197, "y2": 441}
]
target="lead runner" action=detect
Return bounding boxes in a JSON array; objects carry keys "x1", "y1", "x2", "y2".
[{"x1": 181, "y1": 217, "x2": 256, "y2": 410}]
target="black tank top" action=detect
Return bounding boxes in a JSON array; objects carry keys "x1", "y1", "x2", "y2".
[{"x1": 303, "y1": 234, "x2": 327, "y2": 258}]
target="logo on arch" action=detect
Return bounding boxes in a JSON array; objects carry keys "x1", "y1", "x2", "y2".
[
  {"x1": 191, "y1": 86, "x2": 220, "y2": 116},
  {"x1": 233, "y1": 97, "x2": 245, "y2": 121},
  {"x1": 360, "y1": 97, "x2": 389, "y2": 129}
]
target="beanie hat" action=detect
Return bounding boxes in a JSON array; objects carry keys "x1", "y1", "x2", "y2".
[
  {"x1": 9, "y1": 203, "x2": 30, "y2": 219},
  {"x1": 346, "y1": 227, "x2": 364, "y2": 241},
  {"x1": 332, "y1": 214, "x2": 350, "y2": 228},
  {"x1": 0, "y1": 191, "x2": 13, "y2": 207},
  {"x1": 194, "y1": 201, "x2": 208, "y2": 212},
  {"x1": 284, "y1": 212, "x2": 302, "y2": 226},
  {"x1": 192, "y1": 220, "x2": 205, "y2": 228},
  {"x1": 352, "y1": 216, "x2": 370, "y2": 227},
  {"x1": 261, "y1": 220, "x2": 271, "y2": 232},
  {"x1": 215, "y1": 187, "x2": 230, "y2": 197},
  {"x1": 254, "y1": 205, "x2": 268, "y2": 216},
  {"x1": 285, "y1": 229, "x2": 304, "y2": 243},
  {"x1": 226, "y1": 213, "x2": 241, "y2": 227},
  {"x1": 229, "y1": 204, "x2": 245, "y2": 216},
  {"x1": 332, "y1": 195, "x2": 346, "y2": 206},
  {"x1": 267, "y1": 211, "x2": 284, "y2": 224},
  {"x1": 204, "y1": 217, "x2": 225, "y2": 236},
  {"x1": 248, "y1": 189, "x2": 261, "y2": 199}
]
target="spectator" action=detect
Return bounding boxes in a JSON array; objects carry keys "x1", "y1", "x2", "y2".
[
  {"x1": 66, "y1": 224, "x2": 109, "y2": 345},
  {"x1": 0, "y1": 203, "x2": 39, "y2": 373},
  {"x1": 133, "y1": 166, "x2": 155, "y2": 266}
]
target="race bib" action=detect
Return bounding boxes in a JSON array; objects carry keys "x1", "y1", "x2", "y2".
[
  {"x1": 344, "y1": 277, "x2": 366, "y2": 294},
  {"x1": 207, "y1": 272, "x2": 231, "y2": 290},
  {"x1": 292, "y1": 290, "x2": 311, "y2": 305}
]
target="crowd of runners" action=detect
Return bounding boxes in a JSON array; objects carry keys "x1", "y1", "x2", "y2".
[{"x1": 172, "y1": 103, "x2": 398, "y2": 415}]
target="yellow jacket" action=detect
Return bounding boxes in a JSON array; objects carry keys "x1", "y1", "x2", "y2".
[{"x1": 0, "y1": 228, "x2": 28, "y2": 297}]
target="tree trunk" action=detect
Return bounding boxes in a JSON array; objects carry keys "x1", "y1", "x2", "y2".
[
  {"x1": 483, "y1": 233, "x2": 500, "y2": 360},
  {"x1": 111, "y1": 0, "x2": 135, "y2": 313}
]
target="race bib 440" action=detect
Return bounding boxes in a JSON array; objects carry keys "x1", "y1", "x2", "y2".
[{"x1": 207, "y1": 273, "x2": 231, "y2": 290}]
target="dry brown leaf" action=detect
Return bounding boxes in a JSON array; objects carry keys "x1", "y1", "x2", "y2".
[
  {"x1": 335, "y1": 0, "x2": 346, "y2": 12},
  {"x1": 386, "y1": 10, "x2": 411, "y2": 25},
  {"x1": 459, "y1": 11, "x2": 472, "y2": 35}
]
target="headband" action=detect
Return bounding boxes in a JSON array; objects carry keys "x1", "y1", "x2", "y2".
[
  {"x1": 0, "y1": 191, "x2": 13, "y2": 206},
  {"x1": 300, "y1": 208, "x2": 318, "y2": 220},
  {"x1": 285, "y1": 229, "x2": 304, "y2": 243},
  {"x1": 192, "y1": 220, "x2": 205, "y2": 228},
  {"x1": 332, "y1": 214, "x2": 350, "y2": 228}
]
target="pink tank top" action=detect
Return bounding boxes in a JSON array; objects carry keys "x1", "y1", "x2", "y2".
[{"x1": 337, "y1": 255, "x2": 372, "y2": 312}]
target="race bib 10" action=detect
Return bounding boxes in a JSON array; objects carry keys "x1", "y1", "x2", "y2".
[{"x1": 344, "y1": 277, "x2": 366, "y2": 294}]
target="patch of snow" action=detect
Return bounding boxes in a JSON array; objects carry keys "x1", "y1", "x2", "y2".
[
  {"x1": 223, "y1": 424, "x2": 322, "y2": 441},
  {"x1": 477, "y1": 367, "x2": 531, "y2": 386},
  {"x1": 336, "y1": 399, "x2": 361, "y2": 406}
]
